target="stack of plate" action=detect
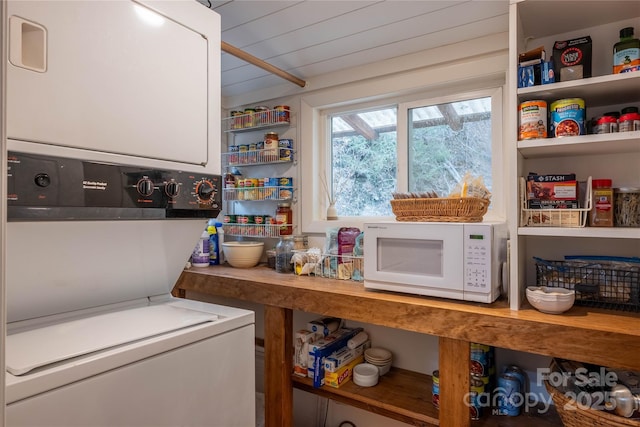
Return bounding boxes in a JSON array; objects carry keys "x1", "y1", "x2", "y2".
[
  {"x1": 353, "y1": 363, "x2": 379, "y2": 387},
  {"x1": 364, "y1": 347, "x2": 393, "y2": 376}
]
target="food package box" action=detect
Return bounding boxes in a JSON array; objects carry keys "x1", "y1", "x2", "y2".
[
  {"x1": 526, "y1": 174, "x2": 579, "y2": 209},
  {"x1": 324, "y1": 340, "x2": 371, "y2": 373},
  {"x1": 307, "y1": 317, "x2": 341, "y2": 337},
  {"x1": 294, "y1": 330, "x2": 318, "y2": 377},
  {"x1": 552, "y1": 36, "x2": 592, "y2": 82},
  {"x1": 308, "y1": 327, "x2": 363, "y2": 388},
  {"x1": 523, "y1": 209, "x2": 582, "y2": 227},
  {"x1": 323, "y1": 355, "x2": 365, "y2": 388}
]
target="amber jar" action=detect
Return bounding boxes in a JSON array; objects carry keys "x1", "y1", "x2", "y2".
[{"x1": 276, "y1": 202, "x2": 293, "y2": 235}]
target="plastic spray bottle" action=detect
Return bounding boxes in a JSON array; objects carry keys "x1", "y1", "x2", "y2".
[{"x1": 207, "y1": 219, "x2": 222, "y2": 265}]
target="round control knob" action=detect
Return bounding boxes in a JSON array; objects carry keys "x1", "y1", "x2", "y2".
[
  {"x1": 165, "y1": 181, "x2": 180, "y2": 198},
  {"x1": 196, "y1": 180, "x2": 216, "y2": 203},
  {"x1": 34, "y1": 173, "x2": 51, "y2": 188},
  {"x1": 136, "y1": 178, "x2": 155, "y2": 197}
]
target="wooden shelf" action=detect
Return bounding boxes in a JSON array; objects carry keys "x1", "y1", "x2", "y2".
[
  {"x1": 293, "y1": 368, "x2": 438, "y2": 426},
  {"x1": 293, "y1": 367, "x2": 562, "y2": 427}
]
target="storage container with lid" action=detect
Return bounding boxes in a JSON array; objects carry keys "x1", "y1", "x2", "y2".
[{"x1": 614, "y1": 187, "x2": 640, "y2": 227}]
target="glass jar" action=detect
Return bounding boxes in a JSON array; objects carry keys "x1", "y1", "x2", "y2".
[
  {"x1": 614, "y1": 187, "x2": 640, "y2": 227},
  {"x1": 275, "y1": 236, "x2": 294, "y2": 273},
  {"x1": 276, "y1": 202, "x2": 293, "y2": 235},
  {"x1": 292, "y1": 234, "x2": 308, "y2": 250}
]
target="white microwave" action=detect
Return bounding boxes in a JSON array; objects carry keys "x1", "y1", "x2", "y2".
[{"x1": 363, "y1": 221, "x2": 508, "y2": 303}]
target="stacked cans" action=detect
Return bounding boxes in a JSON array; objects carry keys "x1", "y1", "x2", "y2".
[
  {"x1": 432, "y1": 343, "x2": 496, "y2": 420},
  {"x1": 497, "y1": 365, "x2": 527, "y2": 417}
]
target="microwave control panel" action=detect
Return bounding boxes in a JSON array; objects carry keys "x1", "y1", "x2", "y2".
[{"x1": 463, "y1": 225, "x2": 492, "y2": 293}]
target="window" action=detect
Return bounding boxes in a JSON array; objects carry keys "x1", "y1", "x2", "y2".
[{"x1": 327, "y1": 88, "x2": 501, "y2": 218}]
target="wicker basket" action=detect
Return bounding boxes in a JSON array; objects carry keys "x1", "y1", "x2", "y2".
[
  {"x1": 390, "y1": 197, "x2": 489, "y2": 222},
  {"x1": 544, "y1": 380, "x2": 640, "y2": 427}
]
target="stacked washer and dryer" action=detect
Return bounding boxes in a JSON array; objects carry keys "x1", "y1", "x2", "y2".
[{"x1": 3, "y1": 1, "x2": 255, "y2": 425}]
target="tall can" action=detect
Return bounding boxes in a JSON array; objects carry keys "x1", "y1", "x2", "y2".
[
  {"x1": 504, "y1": 365, "x2": 527, "y2": 394},
  {"x1": 518, "y1": 100, "x2": 547, "y2": 140},
  {"x1": 497, "y1": 373, "x2": 522, "y2": 416},
  {"x1": 550, "y1": 98, "x2": 586, "y2": 137}
]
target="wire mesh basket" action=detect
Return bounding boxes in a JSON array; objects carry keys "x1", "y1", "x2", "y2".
[{"x1": 535, "y1": 258, "x2": 640, "y2": 312}]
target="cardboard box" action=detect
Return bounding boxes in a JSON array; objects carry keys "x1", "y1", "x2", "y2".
[
  {"x1": 553, "y1": 36, "x2": 592, "y2": 81},
  {"x1": 294, "y1": 330, "x2": 318, "y2": 377},
  {"x1": 323, "y1": 355, "x2": 365, "y2": 388},
  {"x1": 523, "y1": 209, "x2": 582, "y2": 227},
  {"x1": 308, "y1": 327, "x2": 363, "y2": 388},
  {"x1": 526, "y1": 174, "x2": 579, "y2": 209},
  {"x1": 324, "y1": 340, "x2": 370, "y2": 373}
]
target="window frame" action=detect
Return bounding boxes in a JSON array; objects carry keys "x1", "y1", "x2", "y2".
[{"x1": 299, "y1": 57, "x2": 508, "y2": 234}]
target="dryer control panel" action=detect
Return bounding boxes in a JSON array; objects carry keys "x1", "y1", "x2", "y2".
[{"x1": 7, "y1": 151, "x2": 221, "y2": 220}]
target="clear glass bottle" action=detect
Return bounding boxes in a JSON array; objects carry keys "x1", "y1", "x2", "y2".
[{"x1": 275, "y1": 235, "x2": 294, "y2": 273}]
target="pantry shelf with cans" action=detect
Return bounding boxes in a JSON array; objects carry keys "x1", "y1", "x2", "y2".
[
  {"x1": 508, "y1": 0, "x2": 640, "y2": 311},
  {"x1": 222, "y1": 105, "x2": 298, "y2": 239}
]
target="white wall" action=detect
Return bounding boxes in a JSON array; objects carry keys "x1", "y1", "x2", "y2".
[{"x1": 212, "y1": 29, "x2": 557, "y2": 427}]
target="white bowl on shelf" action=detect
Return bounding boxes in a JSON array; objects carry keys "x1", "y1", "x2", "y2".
[
  {"x1": 221, "y1": 241, "x2": 264, "y2": 268},
  {"x1": 526, "y1": 286, "x2": 575, "y2": 314}
]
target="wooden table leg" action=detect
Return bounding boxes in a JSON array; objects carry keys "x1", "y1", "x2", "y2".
[
  {"x1": 264, "y1": 305, "x2": 293, "y2": 427},
  {"x1": 438, "y1": 337, "x2": 470, "y2": 427}
]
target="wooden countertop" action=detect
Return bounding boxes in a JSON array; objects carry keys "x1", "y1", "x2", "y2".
[{"x1": 174, "y1": 265, "x2": 640, "y2": 370}]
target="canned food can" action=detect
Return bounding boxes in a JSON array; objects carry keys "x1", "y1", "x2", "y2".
[
  {"x1": 550, "y1": 98, "x2": 586, "y2": 137},
  {"x1": 432, "y1": 370, "x2": 440, "y2": 409},
  {"x1": 470, "y1": 343, "x2": 491, "y2": 377},
  {"x1": 497, "y1": 373, "x2": 522, "y2": 416},
  {"x1": 243, "y1": 108, "x2": 256, "y2": 128},
  {"x1": 223, "y1": 214, "x2": 236, "y2": 224},
  {"x1": 238, "y1": 144, "x2": 249, "y2": 164},
  {"x1": 274, "y1": 105, "x2": 290, "y2": 123},
  {"x1": 230, "y1": 111, "x2": 244, "y2": 130},
  {"x1": 228, "y1": 145, "x2": 239, "y2": 165},
  {"x1": 254, "y1": 106, "x2": 269, "y2": 125},
  {"x1": 518, "y1": 100, "x2": 547, "y2": 140}
]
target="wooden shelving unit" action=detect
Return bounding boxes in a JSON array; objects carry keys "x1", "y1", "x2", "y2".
[
  {"x1": 173, "y1": 266, "x2": 640, "y2": 427},
  {"x1": 292, "y1": 367, "x2": 562, "y2": 427},
  {"x1": 292, "y1": 368, "x2": 438, "y2": 426}
]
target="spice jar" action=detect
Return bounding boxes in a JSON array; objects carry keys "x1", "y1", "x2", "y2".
[
  {"x1": 275, "y1": 236, "x2": 294, "y2": 273},
  {"x1": 590, "y1": 179, "x2": 614, "y2": 227},
  {"x1": 276, "y1": 202, "x2": 293, "y2": 235},
  {"x1": 614, "y1": 187, "x2": 640, "y2": 227},
  {"x1": 292, "y1": 235, "x2": 309, "y2": 250}
]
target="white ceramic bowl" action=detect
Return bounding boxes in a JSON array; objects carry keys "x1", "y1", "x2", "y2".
[
  {"x1": 221, "y1": 241, "x2": 264, "y2": 268},
  {"x1": 526, "y1": 286, "x2": 575, "y2": 314},
  {"x1": 353, "y1": 363, "x2": 379, "y2": 387}
]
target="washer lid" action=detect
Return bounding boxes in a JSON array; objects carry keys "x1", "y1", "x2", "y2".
[{"x1": 6, "y1": 304, "x2": 218, "y2": 376}]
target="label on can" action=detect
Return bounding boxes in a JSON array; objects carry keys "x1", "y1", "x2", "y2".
[
  {"x1": 518, "y1": 100, "x2": 547, "y2": 140},
  {"x1": 550, "y1": 98, "x2": 586, "y2": 137}
]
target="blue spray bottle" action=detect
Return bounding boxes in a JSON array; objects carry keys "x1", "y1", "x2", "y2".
[{"x1": 207, "y1": 219, "x2": 222, "y2": 265}]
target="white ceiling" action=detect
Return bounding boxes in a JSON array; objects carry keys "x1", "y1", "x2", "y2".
[{"x1": 197, "y1": 0, "x2": 510, "y2": 101}]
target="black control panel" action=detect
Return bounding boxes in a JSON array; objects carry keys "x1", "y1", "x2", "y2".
[{"x1": 7, "y1": 151, "x2": 222, "y2": 220}]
